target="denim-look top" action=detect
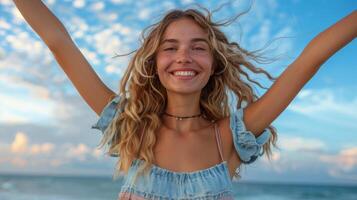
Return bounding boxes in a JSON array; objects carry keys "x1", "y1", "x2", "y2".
[{"x1": 92, "y1": 95, "x2": 272, "y2": 200}]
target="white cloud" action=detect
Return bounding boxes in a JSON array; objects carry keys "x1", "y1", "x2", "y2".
[
  {"x1": 181, "y1": 0, "x2": 193, "y2": 4},
  {"x1": 107, "y1": 13, "x2": 118, "y2": 21},
  {"x1": 272, "y1": 26, "x2": 294, "y2": 56},
  {"x1": 0, "y1": 19, "x2": 11, "y2": 30},
  {"x1": 30, "y1": 143, "x2": 55, "y2": 155},
  {"x1": 70, "y1": 16, "x2": 89, "y2": 39},
  {"x1": 9, "y1": 131, "x2": 56, "y2": 155},
  {"x1": 319, "y1": 147, "x2": 357, "y2": 181},
  {"x1": 80, "y1": 47, "x2": 100, "y2": 65},
  {"x1": 325, "y1": 168, "x2": 357, "y2": 181},
  {"x1": 11, "y1": 132, "x2": 28, "y2": 153},
  {"x1": 259, "y1": 143, "x2": 357, "y2": 181},
  {"x1": 92, "y1": 28, "x2": 123, "y2": 56},
  {"x1": 0, "y1": 93, "x2": 55, "y2": 124},
  {"x1": 0, "y1": 135, "x2": 106, "y2": 170},
  {"x1": 289, "y1": 89, "x2": 357, "y2": 129},
  {"x1": 0, "y1": 111, "x2": 29, "y2": 123},
  {"x1": 0, "y1": 0, "x2": 12, "y2": 6},
  {"x1": 45, "y1": 0, "x2": 56, "y2": 5},
  {"x1": 95, "y1": 12, "x2": 119, "y2": 23},
  {"x1": 6, "y1": 32, "x2": 31, "y2": 52},
  {"x1": 279, "y1": 135, "x2": 327, "y2": 152},
  {"x1": 5, "y1": 32, "x2": 53, "y2": 62},
  {"x1": 10, "y1": 5, "x2": 25, "y2": 24},
  {"x1": 73, "y1": 0, "x2": 86, "y2": 8},
  {"x1": 260, "y1": 135, "x2": 329, "y2": 174},
  {"x1": 249, "y1": 19, "x2": 271, "y2": 50},
  {"x1": 50, "y1": 159, "x2": 66, "y2": 167},
  {"x1": 110, "y1": 0, "x2": 127, "y2": 4},
  {"x1": 104, "y1": 52, "x2": 130, "y2": 75},
  {"x1": 92, "y1": 148, "x2": 104, "y2": 159},
  {"x1": 112, "y1": 23, "x2": 132, "y2": 36},
  {"x1": 90, "y1": 2, "x2": 105, "y2": 11},
  {"x1": 261, "y1": 149, "x2": 310, "y2": 174},
  {"x1": 65, "y1": 143, "x2": 90, "y2": 161},
  {"x1": 320, "y1": 147, "x2": 357, "y2": 171},
  {"x1": 105, "y1": 64, "x2": 118, "y2": 74},
  {"x1": 11, "y1": 157, "x2": 27, "y2": 167},
  {"x1": 0, "y1": 35, "x2": 61, "y2": 123},
  {"x1": 161, "y1": 1, "x2": 176, "y2": 10},
  {"x1": 231, "y1": 0, "x2": 293, "y2": 59},
  {"x1": 293, "y1": 89, "x2": 357, "y2": 116},
  {"x1": 138, "y1": 8, "x2": 151, "y2": 20},
  {"x1": 105, "y1": 64, "x2": 125, "y2": 75}
]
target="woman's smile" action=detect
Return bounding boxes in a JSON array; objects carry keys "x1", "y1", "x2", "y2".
[{"x1": 169, "y1": 70, "x2": 199, "y2": 81}]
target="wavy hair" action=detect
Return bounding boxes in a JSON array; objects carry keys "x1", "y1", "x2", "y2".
[{"x1": 98, "y1": 5, "x2": 279, "y2": 182}]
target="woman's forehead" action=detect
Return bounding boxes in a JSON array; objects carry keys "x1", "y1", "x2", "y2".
[{"x1": 161, "y1": 18, "x2": 209, "y2": 41}]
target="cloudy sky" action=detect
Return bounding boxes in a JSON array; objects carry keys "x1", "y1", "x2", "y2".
[{"x1": 0, "y1": 0, "x2": 356, "y2": 185}]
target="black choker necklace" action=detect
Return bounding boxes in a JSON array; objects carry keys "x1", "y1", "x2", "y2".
[{"x1": 163, "y1": 112, "x2": 202, "y2": 121}]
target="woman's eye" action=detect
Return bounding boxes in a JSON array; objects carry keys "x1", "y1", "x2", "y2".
[
  {"x1": 193, "y1": 47, "x2": 206, "y2": 51},
  {"x1": 163, "y1": 47, "x2": 176, "y2": 51}
]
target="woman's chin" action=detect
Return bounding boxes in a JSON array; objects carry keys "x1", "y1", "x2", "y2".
[{"x1": 166, "y1": 88, "x2": 202, "y2": 96}]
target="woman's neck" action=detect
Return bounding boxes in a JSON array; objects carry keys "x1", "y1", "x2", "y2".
[{"x1": 162, "y1": 92, "x2": 211, "y2": 133}]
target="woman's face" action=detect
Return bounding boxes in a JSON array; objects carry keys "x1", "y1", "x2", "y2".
[{"x1": 155, "y1": 18, "x2": 214, "y2": 95}]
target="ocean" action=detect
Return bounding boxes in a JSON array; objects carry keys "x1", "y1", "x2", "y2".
[{"x1": 0, "y1": 174, "x2": 356, "y2": 200}]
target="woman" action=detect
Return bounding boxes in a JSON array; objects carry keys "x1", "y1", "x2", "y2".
[{"x1": 13, "y1": 0, "x2": 357, "y2": 199}]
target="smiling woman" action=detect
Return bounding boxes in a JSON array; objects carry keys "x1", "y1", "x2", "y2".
[
  {"x1": 156, "y1": 18, "x2": 214, "y2": 96},
  {"x1": 11, "y1": 0, "x2": 357, "y2": 199}
]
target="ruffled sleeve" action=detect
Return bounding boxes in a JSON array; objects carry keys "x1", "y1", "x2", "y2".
[
  {"x1": 229, "y1": 106, "x2": 272, "y2": 164},
  {"x1": 91, "y1": 95, "x2": 122, "y2": 134}
]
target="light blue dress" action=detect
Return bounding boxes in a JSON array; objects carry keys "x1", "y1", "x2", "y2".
[{"x1": 92, "y1": 95, "x2": 272, "y2": 200}]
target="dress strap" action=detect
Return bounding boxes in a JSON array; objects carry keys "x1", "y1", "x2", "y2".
[{"x1": 214, "y1": 122, "x2": 225, "y2": 162}]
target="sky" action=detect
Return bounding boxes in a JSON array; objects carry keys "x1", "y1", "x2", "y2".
[{"x1": 0, "y1": 0, "x2": 356, "y2": 186}]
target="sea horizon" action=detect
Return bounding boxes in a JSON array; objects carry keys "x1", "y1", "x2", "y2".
[
  {"x1": 1, "y1": 173, "x2": 356, "y2": 200},
  {"x1": 1, "y1": 172, "x2": 356, "y2": 187}
]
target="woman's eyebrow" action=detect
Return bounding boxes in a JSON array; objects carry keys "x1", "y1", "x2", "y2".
[
  {"x1": 191, "y1": 38, "x2": 209, "y2": 44},
  {"x1": 161, "y1": 38, "x2": 209, "y2": 45}
]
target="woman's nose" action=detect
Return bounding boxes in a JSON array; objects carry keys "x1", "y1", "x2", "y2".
[{"x1": 175, "y1": 48, "x2": 193, "y2": 63}]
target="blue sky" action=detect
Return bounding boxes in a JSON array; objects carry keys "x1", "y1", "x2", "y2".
[{"x1": 0, "y1": 0, "x2": 356, "y2": 185}]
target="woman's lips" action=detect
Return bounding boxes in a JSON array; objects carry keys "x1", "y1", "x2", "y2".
[{"x1": 169, "y1": 71, "x2": 198, "y2": 80}]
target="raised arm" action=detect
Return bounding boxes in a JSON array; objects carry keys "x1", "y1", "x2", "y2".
[
  {"x1": 245, "y1": 11, "x2": 357, "y2": 136},
  {"x1": 13, "y1": 0, "x2": 116, "y2": 115}
]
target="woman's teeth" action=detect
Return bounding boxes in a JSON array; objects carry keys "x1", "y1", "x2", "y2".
[{"x1": 172, "y1": 71, "x2": 197, "y2": 76}]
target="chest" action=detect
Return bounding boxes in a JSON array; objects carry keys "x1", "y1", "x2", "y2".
[{"x1": 152, "y1": 119, "x2": 241, "y2": 179}]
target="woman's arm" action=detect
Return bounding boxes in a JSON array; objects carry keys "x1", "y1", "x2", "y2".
[
  {"x1": 13, "y1": 0, "x2": 116, "y2": 115},
  {"x1": 13, "y1": 0, "x2": 69, "y2": 48},
  {"x1": 244, "y1": 11, "x2": 357, "y2": 136}
]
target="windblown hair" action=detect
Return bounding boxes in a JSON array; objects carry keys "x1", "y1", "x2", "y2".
[{"x1": 98, "y1": 6, "x2": 279, "y2": 182}]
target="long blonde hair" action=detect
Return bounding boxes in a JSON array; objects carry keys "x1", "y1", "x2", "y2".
[{"x1": 99, "y1": 6, "x2": 279, "y2": 181}]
